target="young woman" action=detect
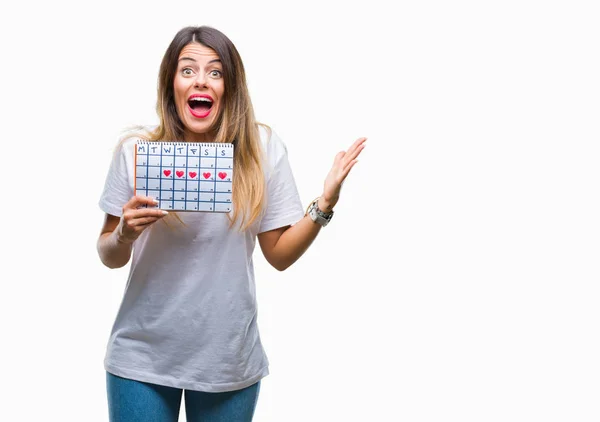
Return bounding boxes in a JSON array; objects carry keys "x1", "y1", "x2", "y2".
[{"x1": 97, "y1": 25, "x2": 366, "y2": 422}]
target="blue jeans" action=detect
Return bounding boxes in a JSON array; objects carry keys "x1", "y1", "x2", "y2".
[{"x1": 106, "y1": 372, "x2": 261, "y2": 422}]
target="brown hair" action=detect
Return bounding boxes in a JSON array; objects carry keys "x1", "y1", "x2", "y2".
[{"x1": 126, "y1": 26, "x2": 267, "y2": 231}]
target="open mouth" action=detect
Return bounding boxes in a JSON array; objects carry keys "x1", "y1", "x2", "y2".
[{"x1": 188, "y1": 95, "x2": 213, "y2": 117}]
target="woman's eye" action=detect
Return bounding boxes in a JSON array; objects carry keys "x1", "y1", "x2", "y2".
[
  {"x1": 210, "y1": 70, "x2": 223, "y2": 78},
  {"x1": 182, "y1": 68, "x2": 193, "y2": 76}
]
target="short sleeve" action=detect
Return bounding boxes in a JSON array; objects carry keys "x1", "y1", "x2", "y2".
[
  {"x1": 258, "y1": 129, "x2": 305, "y2": 233},
  {"x1": 98, "y1": 139, "x2": 136, "y2": 217}
]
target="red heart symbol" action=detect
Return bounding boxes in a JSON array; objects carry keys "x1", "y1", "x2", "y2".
[
  {"x1": 163, "y1": 170, "x2": 171, "y2": 177},
  {"x1": 203, "y1": 172, "x2": 211, "y2": 179},
  {"x1": 218, "y1": 172, "x2": 227, "y2": 180},
  {"x1": 189, "y1": 172, "x2": 197, "y2": 178},
  {"x1": 176, "y1": 170, "x2": 184, "y2": 178}
]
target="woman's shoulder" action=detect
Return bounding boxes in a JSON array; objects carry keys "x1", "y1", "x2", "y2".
[
  {"x1": 115, "y1": 125, "x2": 157, "y2": 151},
  {"x1": 257, "y1": 122, "x2": 272, "y2": 145}
]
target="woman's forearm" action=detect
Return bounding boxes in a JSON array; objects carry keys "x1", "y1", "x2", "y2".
[
  {"x1": 267, "y1": 214, "x2": 323, "y2": 271},
  {"x1": 97, "y1": 198, "x2": 167, "y2": 269},
  {"x1": 97, "y1": 228, "x2": 133, "y2": 269}
]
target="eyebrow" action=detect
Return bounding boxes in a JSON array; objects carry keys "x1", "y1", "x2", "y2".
[{"x1": 178, "y1": 57, "x2": 222, "y2": 65}]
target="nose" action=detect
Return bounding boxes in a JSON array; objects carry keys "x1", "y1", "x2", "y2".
[{"x1": 194, "y1": 72, "x2": 208, "y2": 89}]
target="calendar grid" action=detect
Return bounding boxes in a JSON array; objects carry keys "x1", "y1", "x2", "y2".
[
  {"x1": 144, "y1": 144, "x2": 149, "y2": 199},
  {"x1": 135, "y1": 140, "x2": 234, "y2": 213},
  {"x1": 159, "y1": 143, "x2": 165, "y2": 207},
  {"x1": 213, "y1": 153, "x2": 217, "y2": 210},
  {"x1": 184, "y1": 144, "x2": 189, "y2": 210},
  {"x1": 169, "y1": 144, "x2": 175, "y2": 211}
]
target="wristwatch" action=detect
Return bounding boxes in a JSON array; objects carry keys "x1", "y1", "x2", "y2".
[{"x1": 306, "y1": 198, "x2": 334, "y2": 227}]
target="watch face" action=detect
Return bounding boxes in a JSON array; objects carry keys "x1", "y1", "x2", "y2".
[
  {"x1": 309, "y1": 205, "x2": 318, "y2": 222},
  {"x1": 307, "y1": 200, "x2": 332, "y2": 226}
]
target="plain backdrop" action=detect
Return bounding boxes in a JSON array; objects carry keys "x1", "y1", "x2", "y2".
[{"x1": 1, "y1": 1, "x2": 599, "y2": 421}]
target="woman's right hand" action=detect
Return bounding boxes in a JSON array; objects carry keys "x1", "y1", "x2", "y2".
[{"x1": 116, "y1": 196, "x2": 168, "y2": 244}]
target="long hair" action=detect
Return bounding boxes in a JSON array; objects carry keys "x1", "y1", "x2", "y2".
[{"x1": 125, "y1": 26, "x2": 266, "y2": 231}]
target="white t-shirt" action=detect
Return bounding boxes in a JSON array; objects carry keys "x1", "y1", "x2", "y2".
[{"x1": 98, "y1": 125, "x2": 304, "y2": 392}]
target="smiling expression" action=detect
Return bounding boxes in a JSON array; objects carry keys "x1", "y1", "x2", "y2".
[{"x1": 173, "y1": 43, "x2": 225, "y2": 142}]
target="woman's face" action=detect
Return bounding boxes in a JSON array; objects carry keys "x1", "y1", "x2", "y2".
[{"x1": 174, "y1": 43, "x2": 225, "y2": 142}]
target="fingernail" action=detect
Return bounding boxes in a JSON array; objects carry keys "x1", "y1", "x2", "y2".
[{"x1": 162, "y1": 211, "x2": 169, "y2": 215}]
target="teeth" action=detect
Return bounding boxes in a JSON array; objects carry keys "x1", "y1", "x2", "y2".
[{"x1": 190, "y1": 97, "x2": 212, "y2": 103}]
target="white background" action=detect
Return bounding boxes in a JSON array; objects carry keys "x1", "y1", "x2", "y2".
[{"x1": 1, "y1": 1, "x2": 598, "y2": 421}]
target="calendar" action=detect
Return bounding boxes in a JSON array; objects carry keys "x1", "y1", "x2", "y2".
[{"x1": 134, "y1": 141, "x2": 234, "y2": 212}]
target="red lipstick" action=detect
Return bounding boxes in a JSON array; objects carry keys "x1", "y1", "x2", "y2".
[{"x1": 187, "y1": 94, "x2": 214, "y2": 118}]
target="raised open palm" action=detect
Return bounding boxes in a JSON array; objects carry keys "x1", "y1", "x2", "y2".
[{"x1": 322, "y1": 137, "x2": 367, "y2": 208}]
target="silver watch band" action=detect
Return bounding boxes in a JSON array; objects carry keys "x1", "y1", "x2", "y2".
[{"x1": 307, "y1": 198, "x2": 333, "y2": 227}]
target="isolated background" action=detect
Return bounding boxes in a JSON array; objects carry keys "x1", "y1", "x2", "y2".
[{"x1": 1, "y1": 1, "x2": 598, "y2": 421}]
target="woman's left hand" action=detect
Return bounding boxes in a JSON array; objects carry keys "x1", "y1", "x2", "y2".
[{"x1": 319, "y1": 137, "x2": 367, "y2": 212}]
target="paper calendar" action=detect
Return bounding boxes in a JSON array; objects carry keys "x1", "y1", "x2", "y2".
[{"x1": 134, "y1": 141, "x2": 234, "y2": 212}]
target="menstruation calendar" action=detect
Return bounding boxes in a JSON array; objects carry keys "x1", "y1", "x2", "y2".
[{"x1": 134, "y1": 141, "x2": 234, "y2": 212}]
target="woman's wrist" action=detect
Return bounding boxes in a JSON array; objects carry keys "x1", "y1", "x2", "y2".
[{"x1": 318, "y1": 195, "x2": 337, "y2": 213}]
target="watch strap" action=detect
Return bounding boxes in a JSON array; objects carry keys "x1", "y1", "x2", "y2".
[{"x1": 306, "y1": 197, "x2": 333, "y2": 226}]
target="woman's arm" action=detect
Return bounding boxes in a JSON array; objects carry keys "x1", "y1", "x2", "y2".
[
  {"x1": 97, "y1": 213, "x2": 133, "y2": 269},
  {"x1": 97, "y1": 196, "x2": 167, "y2": 269},
  {"x1": 258, "y1": 137, "x2": 366, "y2": 271},
  {"x1": 257, "y1": 215, "x2": 320, "y2": 271}
]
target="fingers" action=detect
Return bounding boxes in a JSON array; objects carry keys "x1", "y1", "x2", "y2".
[
  {"x1": 118, "y1": 196, "x2": 168, "y2": 243},
  {"x1": 123, "y1": 196, "x2": 166, "y2": 219},
  {"x1": 118, "y1": 212, "x2": 167, "y2": 243},
  {"x1": 123, "y1": 195, "x2": 159, "y2": 211},
  {"x1": 333, "y1": 151, "x2": 346, "y2": 165},
  {"x1": 122, "y1": 214, "x2": 165, "y2": 229},
  {"x1": 341, "y1": 159, "x2": 359, "y2": 178},
  {"x1": 334, "y1": 138, "x2": 366, "y2": 164},
  {"x1": 124, "y1": 207, "x2": 168, "y2": 220},
  {"x1": 344, "y1": 142, "x2": 365, "y2": 164},
  {"x1": 346, "y1": 137, "x2": 367, "y2": 155},
  {"x1": 338, "y1": 137, "x2": 365, "y2": 170},
  {"x1": 123, "y1": 208, "x2": 168, "y2": 222}
]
